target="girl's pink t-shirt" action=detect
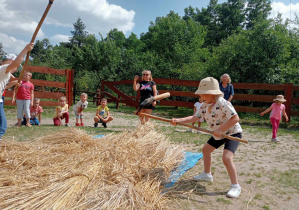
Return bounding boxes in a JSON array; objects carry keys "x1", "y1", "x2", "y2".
[
  {"x1": 270, "y1": 103, "x2": 285, "y2": 120},
  {"x1": 30, "y1": 105, "x2": 43, "y2": 119},
  {"x1": 16, "y1": 80, "x2": 34, "y2": 100}
]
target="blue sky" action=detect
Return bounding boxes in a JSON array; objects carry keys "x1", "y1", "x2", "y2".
[{"x1": 0, "y1": 0, "x2": 298, "y2": 54}]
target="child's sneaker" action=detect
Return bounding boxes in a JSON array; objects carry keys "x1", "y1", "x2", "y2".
[
  {"x1": 65, "y1": 123, "x2": 70, "y2": 127},
  {"x1": 226, "y1": 184, "x2": 241, "y2": 198},
  {"x1": 75, "y1": 123, "x2": 80, "y2": 126},
  {"x1": 80, "y1": 123, "x2": 84, "y2": 126},
  {"x1": 102, "y1": 122, "x2": 107, "y2": 128},
  {"x1": 94, "y1": 123, "x2": 98, "y2": 128},
  {"x1": 193, "y1": 172, "x2": 213, "y2": 182},
  {"x1": 188, "y1": 128, "x2": 192, "y2": 132},
  {"x1": 271, "y1": 138, "x2": 280, "y2": 142}
]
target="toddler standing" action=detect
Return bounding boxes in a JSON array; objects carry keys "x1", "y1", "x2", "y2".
[
  {"x1": 73, "y1": 93, "x2": 88, "y2": 126},
  {"x1": 189, "y1": 96, "x2": 204, "y2": 133},
  {"x1": 12, "y1": 71, "x2": 34, "y2": 127},
  {"x1": 53, "y1": 96, "x2": 69, "y2": 126},
  {"x1": 171, "y1": 77, "x2": 243, "y2": 198},
  {"x1": 22, "y1": 98, "x2": 43, "y2": 125},
  {"x1": 94, "y1": 98, "x2": 113, "y2": 128},
  {"x1": 260, "y1": 95, "x2": 288, "y2": 142}
]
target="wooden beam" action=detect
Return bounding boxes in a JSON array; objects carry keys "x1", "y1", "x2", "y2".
[{"x1": 27, "y1": 66, "x2": 67, "y2": 76}]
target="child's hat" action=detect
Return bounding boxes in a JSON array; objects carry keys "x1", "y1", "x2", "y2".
[
  {"x1": 195, "y1": 77, "x2": 223, "y2": 95},
  {"x1": 2, "y1": 54, "x2": 17, "y2": 61},
  {"x1": 274, "y1": 95, "x2": 286, "y2": 102}
]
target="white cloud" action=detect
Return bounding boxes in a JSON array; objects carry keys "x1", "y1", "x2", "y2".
[
  {"x1": 270, "y1": 2, "x2": 299, "y2": 23},
  {"x1": 50, "y1": 34, "x2": 70, "y2": 44},
  {"x1": 0, "y1": 33, "x2": 27, "y2": 54},
  {"x1": 0, "y1": 0, "x2": 135, "y2": 51}
]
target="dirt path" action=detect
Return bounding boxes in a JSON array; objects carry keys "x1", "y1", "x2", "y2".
[{"x1": 5, "y1": 110, "x2": 299, "y2": 209}]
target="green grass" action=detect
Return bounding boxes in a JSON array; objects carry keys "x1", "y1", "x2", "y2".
[{"x1": 278, "y1": 170, "x2": 299, "y2": 192}]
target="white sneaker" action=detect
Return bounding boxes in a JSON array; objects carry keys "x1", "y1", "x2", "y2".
[
  {"x1": 226, "y1": 184, "x2": 241, "y2": 198},
  {"x1": 188, "y1": 128, "x2": 192, "y2": 132},
  {"x1": 271, "y1": 138, "x2": 280, "y2": 142},
  {"x1": 193, "y1": 172, "x2": 213, "y2": 182}
]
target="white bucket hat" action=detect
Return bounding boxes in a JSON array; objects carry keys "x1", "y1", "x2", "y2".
[
  {"x1": 2, "y1": 54, "x2": 17, "y2": 61},
  {"x1": 274, "y1": 95, "x2": 286, "y2": 102},
  {"x1": 195, "y1": 77, "x2": 223, "y2": 95}
]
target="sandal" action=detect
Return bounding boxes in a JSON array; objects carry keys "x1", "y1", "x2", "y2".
[{"x1": 26, "y1": 123, "x2": 32, "y2": 127}]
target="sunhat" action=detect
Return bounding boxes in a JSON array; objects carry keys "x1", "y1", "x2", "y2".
[
  {"x1": 274, "y1": 95, "x2": 286, "y2": 102},
  {"x1": 195, "y1": 77, "x2": 223, "y2": 95},
  {"x1": 2, "y1": 54, "x2": 23, "y2": 71},
  {"x1": 2, "y1": 54, "x2": 17, "y2": 61}
]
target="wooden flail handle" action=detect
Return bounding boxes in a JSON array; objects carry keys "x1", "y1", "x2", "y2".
[
  {"x1": 139, "y1": 113, "x2": 248, "y2": 144},
  {"x1": 15, "y1": 0, "x2": 55, "y2": 93}
]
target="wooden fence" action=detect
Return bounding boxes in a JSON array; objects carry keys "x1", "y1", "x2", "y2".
[
  {"x1": 100, "y1": 78, "x2": 299, "y2": 121},
  {"x1": 4, "y1": 66, "x2": 74, "y2": 106}
]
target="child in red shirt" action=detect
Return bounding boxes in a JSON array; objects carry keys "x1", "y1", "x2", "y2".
[{"x1": 12, "y1": 71, "x2": 34, "y2": 127}]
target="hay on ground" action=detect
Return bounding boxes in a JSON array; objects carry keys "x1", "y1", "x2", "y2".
[{"x1": 0, "y1": 123, "x2": 184, "y2": 209}]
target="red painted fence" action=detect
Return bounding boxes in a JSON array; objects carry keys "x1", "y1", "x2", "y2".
[
  {"x1": 100, "y1": 78, "x2": 299, "y2": 121},
  {"x1": 4, "y1": 66, "x2": 74, "y2": 106}
]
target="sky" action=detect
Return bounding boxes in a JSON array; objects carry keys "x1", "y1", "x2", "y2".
[{"x1": 0, "y1": 0, "x2": 298, "y2": 54}]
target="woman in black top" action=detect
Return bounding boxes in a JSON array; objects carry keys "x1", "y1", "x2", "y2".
[{"x1": 133, "y1": 70, "x2": 157, "y2": 124}]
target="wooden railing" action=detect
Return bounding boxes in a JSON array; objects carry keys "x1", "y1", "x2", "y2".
[
  {"x1": 100, "y1": 79, "x2": 299, "y2": 121},
  {"x1": 4, "y1": 66, "x2": 74, "y2": 106}
]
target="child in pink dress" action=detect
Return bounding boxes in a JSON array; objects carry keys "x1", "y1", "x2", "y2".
[{"x1": 260, "y1": 95, "x2": 288, "y2": 142}]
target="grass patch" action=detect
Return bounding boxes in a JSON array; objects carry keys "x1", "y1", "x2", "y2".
[
  {"x1": 216, "y1": 197, "x2": 232, "y2": 204},
  {"x1": 278, "y1": 170, "x2": 299, "y2": 192}
]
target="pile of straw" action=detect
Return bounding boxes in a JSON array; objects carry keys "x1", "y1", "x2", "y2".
[{"x1": 0, "y1": 123, "x2": 184, "y2": 209}]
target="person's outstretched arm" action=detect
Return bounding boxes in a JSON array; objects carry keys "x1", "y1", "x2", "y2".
[
  {"x1": 6, "y1": 43, "x2": 34, "y2": 74},
  {"x1": 260, "y1": 106, "x2": 273, "y2": 116}
]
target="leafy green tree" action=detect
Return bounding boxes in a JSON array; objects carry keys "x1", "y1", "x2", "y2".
[
  {"x1": 31, "y1": 39, "x2": 52, "y2": 63},
  {"x1": 206, "y1": 19, "x2": 291, "y2": 84},
  {"x1": 0, "y1": 43, "x2": 5, "y2": 59},
  {"x1": 141, "y1": 11, "x2": 208, "y2": 79},
  {"x1": 105, "y1": 29, "x2": 126, "y2": 48},
  {"x1": 69, "y1": 17, "x2": 88, "y2": 48},
  {"x1": 245, "y1": 0, "x2": 272, "y2": 30}
]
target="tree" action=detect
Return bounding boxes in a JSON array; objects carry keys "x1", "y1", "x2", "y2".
[
  {"x1": 31, "y1": 39, "x2": 52, "y2": 63},
  {"x1": 0, "y1": 43, "x2": 5, "y2": 59},
  {"x1": 141, "y1": 11, "x2": 208, "y2": 79},
  {"x1": 69, "y1": 17, "x2": 88, "y2": 48},
  {"x1": 245, "y1": 0, "x2": 272, "y2": 30}
]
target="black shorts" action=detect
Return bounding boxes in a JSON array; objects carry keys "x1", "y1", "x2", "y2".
[
  {"x1": 207, "y1": 133, "x2": 242, "y2": 154},
  {"x1": 97, "y1": 117, "x2": 107, "y2": 123}
]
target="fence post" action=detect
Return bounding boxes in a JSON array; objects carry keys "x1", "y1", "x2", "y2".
[
  {"x1": 96, "y1": 89, "x2": 101, "y2": 106},
  {"x1": 284, "y1": 83, "x2": 293, "y2": 122},
  {"x1": 66, "y1": 69, "x2": 70, "y2": 105},
  {"x1": 116, "y1": 95, "x2": 120, "y2": 109},
  {"x1": 100, "y1": 81, "x2": 105, "y2": 106},
  {"x1": 69, "y1": 69, "x2": 74, "y2": 106}
]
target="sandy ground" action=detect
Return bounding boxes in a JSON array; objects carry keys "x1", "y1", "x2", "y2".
[{"x1": 5, "y1": 111, "x2": 299, "y2": 210}]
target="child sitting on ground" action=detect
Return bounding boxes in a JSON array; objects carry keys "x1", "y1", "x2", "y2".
[
  {"x1": 260, "y1": 95, "x2": 288, "y2": 142},
  {"x1": 22, "y1": 98, "x2": 43, "y2": 125},
  {"x1": 73, "y1": 93, "x2": 88, "y2": 126},
  {"x1": 53, "y1": 96, "x2": 69, "y2": 126},
  {"x1": 94, "y1": 98, "x2": 113, "y2": 128},
  {"x1": 189, "y1": 95, "x2": 204, "y2": 133},
  {"x1": 12, "y1": 71, "x2": 34, "y2": 127}
]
